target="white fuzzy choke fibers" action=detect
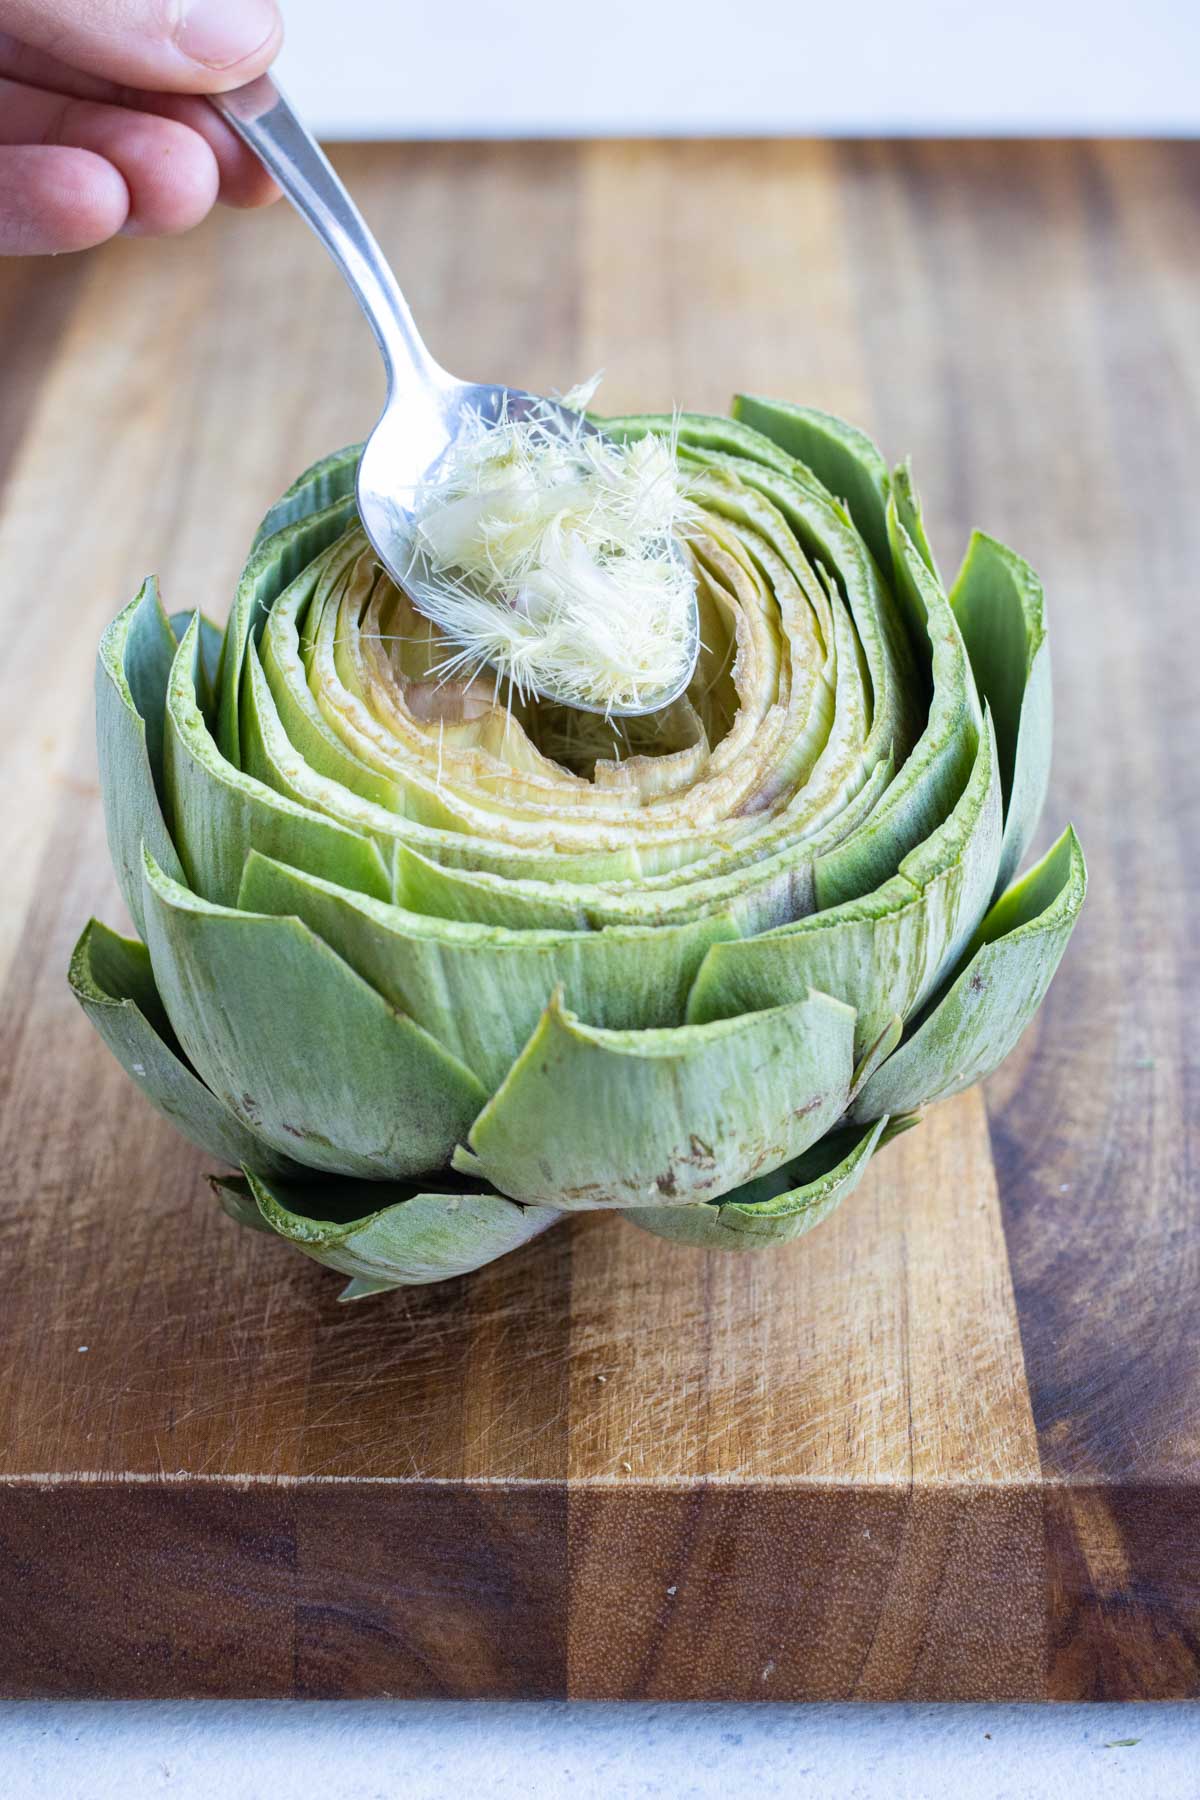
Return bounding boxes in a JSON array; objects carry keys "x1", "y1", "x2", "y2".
[{"x1": 404, "y1": 385, "x2": 696, "y2": 713}]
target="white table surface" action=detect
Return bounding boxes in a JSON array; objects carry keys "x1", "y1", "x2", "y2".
[{"x1": 2, "y1": 1702, "x2": 1196, "y2": 1797}]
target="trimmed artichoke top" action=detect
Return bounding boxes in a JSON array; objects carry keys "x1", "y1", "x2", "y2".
[{"x1": 72, "y1": 396, "x2": 1085, "y2": 1297}]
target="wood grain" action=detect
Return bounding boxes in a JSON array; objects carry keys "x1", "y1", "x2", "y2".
[{"x1": 0, "y1": 140, "x2": 1195, "y2": 1700}]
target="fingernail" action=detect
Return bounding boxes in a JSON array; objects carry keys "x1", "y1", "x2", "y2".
[{"x1": 176, "y1": 0, "x2": 279, "y2": 71}]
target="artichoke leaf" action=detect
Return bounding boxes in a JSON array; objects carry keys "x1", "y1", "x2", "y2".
[
  {"x1": 688, "y1": 709, "x2": 1003, "y2": 1058},
  {"x1": 677, "y1": 475, "x2": 881, "y2": 825},
  {"x1": 212, "y1": 1175, "x2": 276, "y2": 1232},
  {"x1": 166, "y1": 614, "x2": 391, "y2": 907},
  {"x1": 213, "y1": 1168, "x2": 559, "y2": 1293},
  {"x1": 96, "y1": 579, "x2": 186, "y2": 936},
  {"x1": 141, "y1": 849, "x2": 487, "y2": 1179},
  {"x1": 455, "y1": 986, "x2": 856, "y2": 1209},
  {"x1": 605, "y1": 411, "x2": 920, "y2": 786},
  {"x1": 69, "y1": 919, "x2": 304, "y2": 1179},
  {"x1": 811, "y1": 509, "x2": 979, "y2": 908},
  {"x1": 216, "y1": 495, "x2": 359, "y2": 764},
  {"x1": 251, "y1": 442, "x2": 363, "y2": 551},
  {"x1": 852, "y1": 825, "x2": 1086, "y2": 1120},
  {"x1": 256, "y1": 545, "x2": 408, "y2": 810},
  {"x1": 237, "y1": 849, "x2": 741, "y2": 1093},
  {"x1": 624, "y1": 1115, "x2": 891, "y2": 1249},
  {"x1": 889, "y1": 460, "x2": 942, "y2": 584},
  {"x1": 168, "y1": 608, "x2": 223, "y2": 721},
  {"x1": 950, "y1": 530, "x2": 1052, "y2": 896},
  {"x1": 732, "y1": 395, "x2": 894, "y2": 584},
  {"x1": 392, "y1": 834, "x2": 814, "y2": 936},
  {"x1": 241, "y1": 634, "x2": 404, "y2": 830},
  {"x1": 850, "y1": 1014, "x2": 904, "y2": 1097}
]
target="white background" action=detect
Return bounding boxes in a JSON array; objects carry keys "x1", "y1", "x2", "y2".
[
  {"x1": 271, "y1": 0, "x2": 1200, "y2": 138},
  {"x1": 3, "y1": 1700, "x2": 1198, "y2": 1798}
]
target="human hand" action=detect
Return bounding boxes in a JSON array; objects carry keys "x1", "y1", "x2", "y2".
[{"x1": 0, "y1": 1, "x2": 284, "y2": 254}]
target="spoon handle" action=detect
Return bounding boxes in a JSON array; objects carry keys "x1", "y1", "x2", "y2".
[{"x1": 210, "y1": 75, "x2": 443, "y2": 403}]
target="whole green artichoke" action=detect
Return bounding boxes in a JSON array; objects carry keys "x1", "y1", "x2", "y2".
[{"x1": 71, "y1": 398, "x2": 1085, "y2": 1296}]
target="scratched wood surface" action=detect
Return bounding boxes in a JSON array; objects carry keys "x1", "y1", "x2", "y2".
[{"x1": 0, "y1": 141, "x2": 1196, "y2": 1701}]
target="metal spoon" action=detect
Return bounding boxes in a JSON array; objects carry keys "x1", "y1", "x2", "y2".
[{"x1": 209, "y1": 75, "x2": 699, "y2": 718}]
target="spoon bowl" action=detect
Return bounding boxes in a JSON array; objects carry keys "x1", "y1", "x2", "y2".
[{"x1": 210, "y1": 77, "x2": 699, "y2": 717}]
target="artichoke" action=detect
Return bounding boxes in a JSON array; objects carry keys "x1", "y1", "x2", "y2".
[{"x1": 70, "y1": 398, "x2": 1085, "y2": 1296}]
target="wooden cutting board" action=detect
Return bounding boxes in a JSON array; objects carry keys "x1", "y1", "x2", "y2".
[{"x1": 0, "y1": 141, "x2": 1196, "y2": 1702}]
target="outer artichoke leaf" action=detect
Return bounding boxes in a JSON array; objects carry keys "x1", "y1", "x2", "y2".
[
  {"x1": 339, "y1": 1275, "x2": 408, "y2": 1300},
  {"x1": 890, "y1": 460, "x2": 941, "y2": 584},
  {"x1": 237, "y1": 849, "x2": 741, "y2": 1093},
  {"x1": 69, "y1": 918, "x2": 304, "y2": 1179},
  {"x1": 852, "y1": 825, "x2": 1086, "y2": 1121},
  {"x1": 96, "y1": 579, "x2": 185, "y2": 936},
  {"x1": 689, "y1": 712, "x2": 1003, "y2": 1058},
  {"x1": 624, "y1": 1115, "x2": 889, "y2": 1249},
  {"x1": 812, "y1": 512, "x2": 979, "y2": 909},
  {"x1": 895, "y1": 706, "x2": 1004, "y2": 988},
  {"x1": 251, "y1": 443, "x2": 363, "y2": 551},
  {"x1": 950, "y1": 530, "x2": 1052, "y2": 897},
  {"x1": 211, "y1": 1174, "x2": 276, "y2": 1232},
  {"x1": 112, "y1": 580, "x2": 175, "y2": 784},
  {"x1": 216, "y1": 495, "x2": 359, "y2": 765},
  {"x1": 455, "y1": 987, "x2": 856, "y2": 1209},
  {"x1": 732, "y1": 395, "x2": 894, "y2": 584},
  {"x1": 850, "y1": 1014, "x2": 904, "y2": 1097},
  {"x1": 166, "y1": 614, "x2": 390, "y2": 907},
  {"x1": 168, "y1": 609, "x2": 223, "y2": 720},
  {"x1": 212, "y1": 1168, "x2": 558, "y2": 1292},
  {"x1": 140, "y1": 849, "x2": 487, "y2": 1180}
]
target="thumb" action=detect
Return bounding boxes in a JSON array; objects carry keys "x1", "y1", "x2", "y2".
[{"x1": 1, "y1": 1, "x2": 283, "y2": 95}]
